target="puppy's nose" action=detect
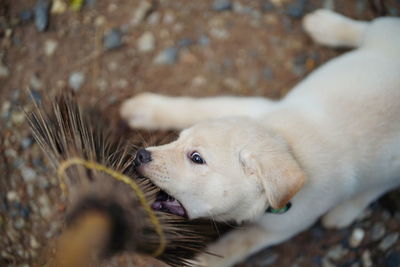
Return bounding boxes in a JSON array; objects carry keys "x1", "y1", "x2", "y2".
[{"x1": 134, "y1": 149, "x2": 152, "y2": 166}]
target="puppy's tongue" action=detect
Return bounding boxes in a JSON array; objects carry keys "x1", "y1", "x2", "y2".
[
  {"x1": 152, "y1": 199, "x2": 186, "y2": 217},
  {"x1": 152, "y1": 190, "x2": 187, "y2": 217}
]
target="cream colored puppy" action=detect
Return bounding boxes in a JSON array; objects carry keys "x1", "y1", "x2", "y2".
[{"x1": 121, "y1": 10, "x2": 400, "y2": 266}]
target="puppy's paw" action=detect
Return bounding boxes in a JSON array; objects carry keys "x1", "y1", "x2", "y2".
[
  {"x1": 303, "y1": 9, "x2": 349, "y2": 47},
  {"x1": 120, "y1": 93, "x2": 164, "y2": 129},
  {"x1": 322, "y1": 205, "x2": 360, "y2": 229},
  {"x1": 195, "y1": 253, "x2": 228, "y2": 267}
]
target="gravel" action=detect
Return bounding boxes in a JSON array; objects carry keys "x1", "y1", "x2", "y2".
[
  {"x1": 19, "y1": 9, "x2": 34, "y2": 23},
  {"x1": 370, "y1": 222, "x2": 386, "y2": 241},
  {"x1": 68, "y1": 71, "x2": 85, "y2": 92},
  {"x1": 153, "y1": 47, "x2": 179, "y2": 65},
  {"x1": 34, "y1": 0, "x2": 51, "y2": 32},
  {"x1": 137, "y1": 31, "x2": 155, "y2": 53},
  {"x1": 379, "y1": 233, "x2": 399, "y2": 251},
  {"x1": 349, "y1": 228, "x2": 365, "y2": 248},
  {"x1": 213, "y1": 0, "x2": 233, "y2": 12},
  {"x1": 44, "y1": 39, "x2": 58, "y2": 56},
  {"x1": 286, "y1": 0, "x2": 308, "y2": 19},
  {"x1": 104, "y1": 28, "x2": 123, "y2": 50}
]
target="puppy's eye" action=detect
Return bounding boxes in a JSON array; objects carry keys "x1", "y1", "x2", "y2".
[{"x1": 189, "y1": 151, "x2": 205, "y2": 164}]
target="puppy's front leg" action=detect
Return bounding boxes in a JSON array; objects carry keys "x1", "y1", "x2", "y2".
[
  {"x1": 196, "y1": 223, "x2": 287, "y2": 267},
  {"x1": 120, "y1": 93, "x2": 276, "y2": 130}
]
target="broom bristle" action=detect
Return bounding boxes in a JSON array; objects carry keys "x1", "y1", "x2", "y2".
[{"x1": 26, "y1": 93, "x2": 230, "y2": 267}]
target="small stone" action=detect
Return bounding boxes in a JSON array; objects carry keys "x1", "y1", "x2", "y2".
[
  {"x1": 386, "y1": 251, "x2": 400, "y2": 267},
  {"x1": 12, "y1": 111, "x2": 26, "y2": 125},
  {"x1": 210, "y1": 27, "x2": 230, "y2": 39},
  {"x1": 327, "y1": 245, "x2": 348, "y2": 261},
  {"x1": 14, "y1": 218, "x2": 25, "y2": 229},
  {"x1": 34, "y1": 0, "x2": 51, "y2": 32},
  {"x1": 30, "y1": 74, "x2": 43, "y2": 90},
  {"x1": 191, "y1": 76, "x2": 207, "y2": 87},
  {"x1": 30, "y1": 236, "x2": 40, "y2": 249},
  {"x1": 68, "y1": 72, "x2": 85, "y2": 92},
  {"x1": 198, "y1": 35, "x2": 210, "y2": 46},
  {"x1": 132, "y1": 1, "x2": 152, "y2": 25},
  {"x1": 163, "y1": 11, "x2": 175, "y2": 24},
  {"x1": 362, "y1": 250, "x2": 373, "y2": 267},
  {"x1": 19, "y1": 9, "x2": 34, "y2": 23},
  {"x1": 137, "y1": 31, "x2": 155, "y2": 53},
  {"x1": 94, "y1": 16, "x2": 106, "y2": 27},
  {"x1": 21, "y1": 137, "x2": 33, "y2": 149},
  {"x1": 322, "y1": 257, "x2": 335, "y2": 267},
  {"x1": 349, "y1": 228, "x2": 365, "y2": 248},
  {"x1": 147, "y1": 12, "x2": 160, "y2": 25},
  {"x1": 153, "y1": 47, "x2": 179, "y2": 65},
  {"x1": 38, "y1": 195, "x2": 51, "y2": 218},
  {"x1": 104, "y1": 28, "x2": 123, "y2": 50},
  {"x1": 7, "y1": 191, "x2": 19, "y2": 202},
  {"x1": 44, "y1": 39, "x2": 58, "y2": 56},
  {"x1": 371, "y1": 222, "x2": 386, "y2": 241},
  {"x1": 21, "y1": 167, "x2": 37, "y2": 182},
  {"x1": 286, "y1": 0, "x2": 308, "y2": 19},
  {"x1": 0, "y1": 63, "x2": 9, "y2": 78},
  {"x1": 178, "y1": 38, "x2": 193, "y2": 48},
  {"x1": 260, "y1": 0, "x2": 275, "y2": 12},
  {"x1": 212, "y1": 0, "x2": 233, "y2": 12},
  {"x1": 51, "y1": 0, "x2": 67, "y2": 14},
  {"x1": 262, "y1": 68, "x2": 273, "y2": 80},
  {"x1": 379, "y1": 233, "x2": 399, "y2": 251}
]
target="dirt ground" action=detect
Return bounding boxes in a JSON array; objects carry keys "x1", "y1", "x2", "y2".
[{"x1": 1, "y1": 0, "x2": 400, "y2": 266}]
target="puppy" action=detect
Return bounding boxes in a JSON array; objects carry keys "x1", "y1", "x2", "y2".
[{"x1": 121, "y1": 10, "x2": 400, "y2": 266}]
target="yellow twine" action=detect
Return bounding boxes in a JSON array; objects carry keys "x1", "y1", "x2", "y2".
[{"x1": 57, "y1": 157, "x2": 166, "y2": 257}]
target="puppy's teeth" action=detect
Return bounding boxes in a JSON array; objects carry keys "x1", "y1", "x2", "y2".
[{"x1": 151, "y1": 201, "x2": 162, "y2": 210}]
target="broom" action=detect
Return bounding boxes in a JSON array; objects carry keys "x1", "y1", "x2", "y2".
[{"x1": 26, "y1": 93, "x2": 230, "y2": 266}]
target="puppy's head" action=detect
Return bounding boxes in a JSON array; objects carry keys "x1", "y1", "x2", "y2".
[{"x1": 136, "y1": 118, "x2": 306, "y2": 223}]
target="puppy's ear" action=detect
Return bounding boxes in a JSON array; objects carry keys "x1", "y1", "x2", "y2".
[{"x1": 239, "y1": 148, "x2": 306, "y2": 209}]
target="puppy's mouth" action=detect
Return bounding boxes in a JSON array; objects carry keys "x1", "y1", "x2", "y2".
[{"x1": 151, "y1": 190, "x2": 188, "y2": 218}]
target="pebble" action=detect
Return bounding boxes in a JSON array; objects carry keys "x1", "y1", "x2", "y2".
[
  {"x1": 34, "y1": 0, "x2": 51, "y2": 32},
  {"x1": 191, "y1": 76, "x2": 207, "y2": 87},
  {"x1": 178, "y1": 38, "x2": 193, "y2": 48},
  {"x1": 7, "y1": 191, "x2": 19, "y2": 202},
  {"x1": 386, "y1": 251, "x2": 400, "y2": 267},
  {"x1": 349, "y1": 228, "x2": 365, "y2": 248},
  {"x1": 19, "y1": 9, "x2": 34, "y2": 23},
  {"x1": 371, "y1": 222, "x2": 386, "y2": 241},
  {"x1": 153, "y1": 47, "x2": 179, "y2": 65},
  {"x1": 11, "y1": 111, "x2": 26, "y2": 125},
  {"x1": 38, "y1": 195, "x2": 51, "y2": 218},
  {"x1": 21, "y1": 167, "x2": 37, "y2": 182},
  {"x1": 44, "y1": 39, "x2": 58, "y2": 56},
  {"x1": 104, "y1": 28, "x2": 123, "y2": 50},
  {"x1": 51, "y1": 0, "x2": 67, "y2": 14},
  {"x1": 163, "y1": 11, "x2": 175, "y2": 24},
  {"x1": 30, "y1": 74, "x2": 43, "y2": 90},
  {"x1": 137, "y1": 31, "x2": 155, "y2": 53},
  {"x1": 198, "y1": 35, "x2": 210, "y2": 46},
  {"x1": 212, "y1": 0, "x2": 233, "y2": 12},
  {"x1": 132, "y1": 0, "x2": 152, "y2": 25},
  {"x1": 30, "y1": 236, "x2": 40, "y2": 249},
  {"x1": 147, "y1": 12, "x2": 160, "y2": 25},
  {"x1": 322, "y1": 257, "x2": 335, "y2": 267},
  {"x1": 362, "y1": 250, "x2": 373, "y2": 267},
  {"x1": 68, "y1": 71, "x2": 85, "y2": 92},
  {"x1": 379, "y1": 233, "x2": 399, "y2": 251},
  {"x1": 327, "y1": 245, "x2": 348, "y2": 260},
  {"x1": 0, "y1": 63, "x2": 9, "y2": 78},
  {"x1": 21, "y1": 137, "x2": 33, "y2": 149},
  {"x1": 210, "y1": 27, "x2": 230, "y2": 39},
  {"x1": 286, "y1": 0, "x2": 308, "y2": 19},
  {"x1": 14, "y1": 217, "x2": 25, "y2": 229}
]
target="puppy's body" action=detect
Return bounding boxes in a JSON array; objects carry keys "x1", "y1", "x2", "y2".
[{"x1": 121, "y1": 10, "x2": 400, "y2": 266}]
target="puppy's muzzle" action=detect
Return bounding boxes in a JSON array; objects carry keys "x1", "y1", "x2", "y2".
[{"x1": 134, "y1": 149, "x2": 152, "y2": 166}]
